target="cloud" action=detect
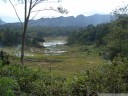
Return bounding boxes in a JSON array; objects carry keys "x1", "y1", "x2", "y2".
[
  {"x1": 0, "y1": 0, "x2": 128, "y2": 20},
  {"x1": 60, "y1": 0, "x2": 127, "y2": 16}
]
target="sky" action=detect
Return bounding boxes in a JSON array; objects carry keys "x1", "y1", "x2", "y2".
[{"x1": 0, "y1": 0, "x2": 128, "y2": 22}]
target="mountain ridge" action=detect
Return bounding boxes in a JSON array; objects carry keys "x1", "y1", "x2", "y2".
[
  {"x1": 29, "y1": 14, "x2": 111, "y2": 27},
  {"x1": 0, "y1": 14, "x2": 112, "y2": 27}
]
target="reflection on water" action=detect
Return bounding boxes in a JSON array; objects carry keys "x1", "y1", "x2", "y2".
[
  {"x1": 43, "y1": 40, "x2": 66, "y2": 47},
  {"x1": 15, "y1": 53, "x2": 34, "y2": 57},
  {"x1": 15, "y1": 45, "x2": 34, "y2": 57},
  {"x1": 43, "y1": 39, "x2": 67, "y2": 55},
  {"x1": 14, "y1": 38, "x2": 67, "y2": 57}
]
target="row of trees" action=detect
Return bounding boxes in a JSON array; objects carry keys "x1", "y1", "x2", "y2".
[
  {"x1": 27, "y1": 26, "x2": 78, "y2": 37},
  {"x1": 0, "y1": 28, "x2": 45, "y2": 47},
  {"x1": 67, "y1": 23, "x2": 110, "y2": 45},
  {"x1": 0, "y1": 24, "x2": 77, "y2": 38},
  {"x1": 0, "y1": 24, "x2": 78, "y2": 46},
  {"x1": 0, "y1": 28, "x2": 21, "y2": 46}
]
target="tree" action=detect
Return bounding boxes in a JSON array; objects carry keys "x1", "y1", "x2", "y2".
[
  {"x1": 104, "y1": 5, "x2": 128, "y2": 60},
  {"x1": 4, "y1": 0, "x2": 68, "y2": 64}
]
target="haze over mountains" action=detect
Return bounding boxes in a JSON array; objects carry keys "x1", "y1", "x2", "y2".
[
  {"x1": 0, "y1": 14, "x2": 112, "y2": 27},
  {"x1": 0, "y1": 19, "x2": 5, "y2": 25}
]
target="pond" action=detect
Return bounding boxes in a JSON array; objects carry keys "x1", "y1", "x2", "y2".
[
  {"x1": 43, "y1": 37, "x2": 67, "y2": 55},
  {"x1": 14, "y1": 36, "x2": 67, "y2": 57}
]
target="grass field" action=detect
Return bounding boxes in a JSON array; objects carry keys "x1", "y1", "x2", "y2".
[
  {"x1": 0, "y1": 36, "x2": 104, "y2": 79},
  {"x1": 25, "y1": 45, "x2": 103, "y2": 79}
]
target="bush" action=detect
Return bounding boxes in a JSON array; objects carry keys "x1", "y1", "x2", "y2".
[
  {"x1": 69, "y1": 59, "x2": 128, "y2": 94},
  {"x1": 0, "y1": 64, "x2": 68, "y2": 95},
  {"x1": 0, "y1": 51, "x2": 10, "y2": 66},
  {"x1": 0, "y1": 77, "x2": 20, "y2": 96},
  {"x1": 69, "y1": 77, "x2": 88, "y2": 96}
]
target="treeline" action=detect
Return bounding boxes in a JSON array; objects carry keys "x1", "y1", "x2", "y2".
[
  {"x1": 67, "y1": 23, "x2": 110, "y2": 45},
  {"x1": 0, "y1": 25, "x2": 77, "y2": 47},
  {"x1": 0, "y1": 28, "x2": 21, "y2": 46},
  {"x1": 0, "y1": 24, "x2": 78, "y2": 37},
  {"x1": 27, "y1": 26, "x2": 78, "y2": 37},
  {"x1": 0, "y1": 28, "x2": 45, "y2": 47}
]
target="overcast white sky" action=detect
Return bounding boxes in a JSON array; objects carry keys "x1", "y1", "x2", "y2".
[{"x1": 0, "y1": 0, "x2": 128, "y2": 22}]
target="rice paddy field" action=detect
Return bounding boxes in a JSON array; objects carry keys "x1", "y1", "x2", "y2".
[
  {"x1": 1, "y1": 36, "x2": 104, "y2": 79},
  {"x1": 26, "y1": 36, "x2": 103, "y2": 79}
]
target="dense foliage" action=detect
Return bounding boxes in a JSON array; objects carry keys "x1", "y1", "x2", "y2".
[
  {"x1": 27, "y1": 26, "x2": 78, "y2": 37},
  {"x1": 0, "y1": 28, "x2": 21, "y2": 46},
  {"x1": 104, "y1": 16, "x2": 128, "y2": 60},
  {"x1": 0, "y1": 59, "x2": 68, "y2": 96},
  {"x1": 0, "y1": 27, "x2": 46, "y2": 47},
  {"x1": 67, "y1": 23, "x2": 110, "y2": 45},
  {"x1": 67, "y1": 23, "x2": 110, "y2": 46}
]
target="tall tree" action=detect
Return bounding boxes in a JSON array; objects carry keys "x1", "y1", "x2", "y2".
[{"x1": 4, "y1": 0, "x2": 68, "y2": 64}]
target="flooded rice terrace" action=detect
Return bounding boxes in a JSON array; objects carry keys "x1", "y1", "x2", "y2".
[
  {"x1": 13, "y1": 36, "x2": 67, "y2": 57},
  {"x1": 43, "y1": 36, "x2": 67, "y2": 55}
]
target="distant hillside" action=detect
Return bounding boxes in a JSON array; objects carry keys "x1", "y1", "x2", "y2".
[
  {"x1": 0, "y1": 14, "x2": 112, "y2": 27},
  {"x1": 0, "y1": 16, "x2": 22, "y2": 23},
  {"x1": 29, "y1": 14, "x2": 111, "y2": 27},
  {"x1": 0, "y1": 19, "x2": 5, "y2": 25}
]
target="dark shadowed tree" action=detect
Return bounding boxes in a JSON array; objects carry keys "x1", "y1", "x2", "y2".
[{"x1": 4, "y1": 0, "x2": 68, "y2": 64}]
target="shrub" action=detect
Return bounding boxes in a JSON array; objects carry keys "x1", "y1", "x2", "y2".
[
  {"x1": 0, "y1": 51, "x2": 10, "y2": 66},
  {"x1": 0, "y1": 64, "x2": 68, "y2": 95},
  {"x1": 69, "y1": 59, "x2": 128, "y2": 94},
  {"x1": 0, "y1": 77, "x2": 20, "y2": 96}
]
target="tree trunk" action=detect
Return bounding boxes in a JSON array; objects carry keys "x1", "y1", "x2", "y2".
[
  {"x1": 21, "y1": 34, "x2": 25, "y2": 64},
  {"x1": 21, "y1": 0, "x2": 27, "y2": 65},
  {"x1": 21, "y1": 14, "x2": 29, "y2": 64},
  {"x1": 21, "y1": 22, "x2": 27, "y2": 64},
  {"x1": 21, "y1": 30, "x2": 26, "y2": 64},
  {"x1": 20, "y1": 0, "x2": 33, "y2": 64}
]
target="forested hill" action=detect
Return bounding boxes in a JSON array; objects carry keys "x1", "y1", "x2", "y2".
[{"x1": 29, "y1": 14, "x2": 111, "y2": 27}]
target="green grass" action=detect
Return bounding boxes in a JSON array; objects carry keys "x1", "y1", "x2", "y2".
[
  {"x1": 1, "y1": 37, "x2": 103, "y2": 79},
  {"x1": 25, "y1": 45, "x2": 103, "y2": 79},
  {"x1": 44, "y1": 36, "x2": 67, "y2": 41}
]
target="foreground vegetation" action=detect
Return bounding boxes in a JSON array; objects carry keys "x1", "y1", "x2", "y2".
[{"x1": 0, "y1": 46, "x2": 128, "y2": 96}]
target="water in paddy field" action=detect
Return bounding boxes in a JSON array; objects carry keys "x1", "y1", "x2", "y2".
[
  {"x1": 15, "y1": 44, "x2": 34, "y2": 57},
  {"x1": 43, "y1": 37, "x2": 67, "y2": 55}
]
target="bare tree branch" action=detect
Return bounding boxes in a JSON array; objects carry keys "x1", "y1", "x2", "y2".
[
  {"x1": 8, "y1": 0, "x2": 23, "y2": 28},
  {"x1": 31, "y1": 7, "x2": 68, "y2": 14},
  {"x1": 32, "y1": 0, "x2": 46, "y2": 8},
  {"x1": 29, "y1": 5, "x2": 68, "y2": 22},
  {"x1": 14, "y1": 3, "x2": 22, "y2": 6},
  {"x1": 29, "y1": 10, "x2": 40, "y2": 21},
  {"x1": 31, "y1": 9, "x2": 57, "y2": 12}
]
